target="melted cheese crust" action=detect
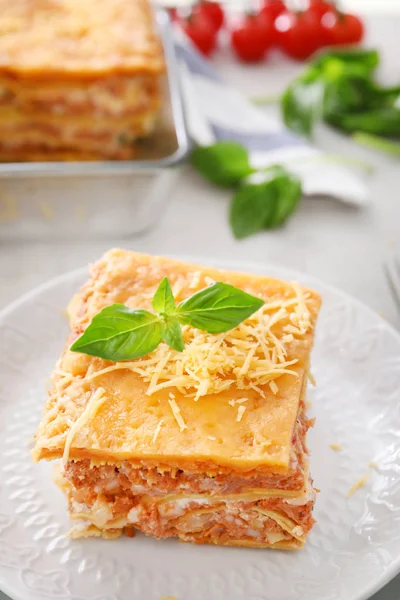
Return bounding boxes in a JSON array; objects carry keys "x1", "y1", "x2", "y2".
[
  {"x1": 0, "y1": 0, "x2": 164, "y2": 79},
  {"x1": 32, "y1": 249, "x2": 321, "y2": 472}
]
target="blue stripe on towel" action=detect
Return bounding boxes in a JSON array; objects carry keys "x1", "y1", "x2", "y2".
[
  {"x1": 210, "y1": 125, "x2": 309, "y2": 151},
  {"x1": 175, "y1": 44, "x2": 221, "y2": 82}
]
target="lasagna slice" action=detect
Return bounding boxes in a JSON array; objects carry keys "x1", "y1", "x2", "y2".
[
  {"x1": 33, "y1": 249, "x2": 321, "y2": 549},
  {"x1": 0, "y1": 0, "x2": 164, "y2": 161}
]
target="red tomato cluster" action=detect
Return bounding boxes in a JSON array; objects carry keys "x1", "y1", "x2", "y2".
[{"x1": 171, "y1": 0, "x2": 364, "y2": 63}]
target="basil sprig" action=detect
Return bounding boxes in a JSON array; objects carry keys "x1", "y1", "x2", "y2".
[
  {"x1": 191, "y1": 142, "x2": 303, "y2": 238},
  {"x1": 280, "y1": 47, "x2": 400, "y2": 154},
  {"x1": 70, "y1": 278, "x2": 264, "y2": 361}
]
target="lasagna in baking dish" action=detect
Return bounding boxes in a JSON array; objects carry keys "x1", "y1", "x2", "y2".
[
  {"x1": 32, "y1": 250, "x2": 321, "y2": 549},
  {"x1": 0, "y1": 0, "x2": 164, "y2": 161}
]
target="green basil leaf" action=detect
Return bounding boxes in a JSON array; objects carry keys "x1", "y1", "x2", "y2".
[
  {"x1": 191, "y1": 142, "x2": 254, "y2": 188},
  {"x1": 314, "y1": 48, "x2": 379, "y2": 75},
  {"x1": 230, "y1": 167, "x2": 302, "y2": 238},
  {"x1": 281, "y1": 73, "x2": 324, "y2": 138},
  {"x1": 326, "y1": 107, "x2": 400, "y2": 136},
  {"x1": 374, "y1": 85, "x2": 400, "y2": 109},
  {"x1": 267, "y1": 170, "x2": 302, "y2": 228},
  {"x1": 281, "y1": 49, "x2": 381, "y2": 138},
  {"x1": 163, "y1": 316, "x2": 184, "y2": 352},
  {"x1": 322, "y1": 72, "x2": 394, "y2": 120},
  {"x1": 320, "y1": 58, "x2": 373, "y2": 83},
  {"x1": 152, "y1": 276, "x2": 176, "y2": 315},
  {"x1": 230, "y1": 180, "x2": 278, "y2": 239},
  {"x1": 323, "y1": 77, "x2": 365, "y2": 118},
  {"x1": 70, "y1": 304, "x2": 164, "y2": 361},
  {"x1": 176, "y1": 282, "x2": 264, "y2": 333}
]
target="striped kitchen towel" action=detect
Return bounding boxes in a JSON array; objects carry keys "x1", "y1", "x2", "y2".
[{"x1": 174, "y1": 31, "x2": 369, "y2": 206}]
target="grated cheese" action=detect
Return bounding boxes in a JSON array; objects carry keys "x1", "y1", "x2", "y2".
[
  {"x1": 269, "y1": 381, "x2": 279, "y2": 395},
  {"x1": 287, "y1": 282, "x2": 311, "y2": 335},
  {"x1": 168, "y1": 398, "x2": 187, "y2": 432},
  {"x1": 330, "y1": 444, "x2": 342, "y2": 452},
  {"x1": 248, "y1": 382, "x2": 266, "y2": 398},
  {"x1": 79, "y1": 282, "x2": 312, "y2": 400},
  {"x1": 172, "y1": 279, "x2": 184, "y2": 300},
  {"x1": 207, "y1": 436, "x2": 216, "y2": 441},
  {"x1": 282, "y1": 334, "x2": 294, "y2": 343},
  {"x1": 347, "y1": 474, "x2": 368, "y2": 498},
  {"x1": 229, "y1": 398, "x2": 248, "y2": 407},
  {"x1": 62, "y1": 388, "x2": 106, "y2": 466},
  {"x1": 189, "y1": 271, "x2": 201, "y2": 289},
  {"x1": 152, "y1": 419, "x2": 163, "y2": 444},
  {"x1": 308, "y1": 372, "x2": 316, "y2": 386},
  {"x1": 237, "y1": 406, "x2": 246, "y2": 422}
]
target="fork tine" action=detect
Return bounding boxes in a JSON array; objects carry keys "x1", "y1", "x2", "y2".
[{"x1": 384, "y1": 259, "x2": 400, "y2": 313}]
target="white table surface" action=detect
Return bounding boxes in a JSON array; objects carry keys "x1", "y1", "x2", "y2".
[{"x1": 1, "y1": 10, "x2": 400, "y2": 600}]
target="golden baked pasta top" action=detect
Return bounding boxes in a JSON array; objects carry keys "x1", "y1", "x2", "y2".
[
  {"x1": 32, "y1": 250, "x2": 321, "y2": 471},
  {"x1": 0, "y1": 0, "x2": 164, "y2": 79}
]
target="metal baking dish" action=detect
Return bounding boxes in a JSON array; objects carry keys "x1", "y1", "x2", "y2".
[{"x1": 0, "y1": 9, "x2": 190, "y2": 240}]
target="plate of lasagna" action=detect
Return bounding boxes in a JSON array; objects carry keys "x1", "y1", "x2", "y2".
[{"x1": 0, "y1": 250, "x2": 400, "y2": 600}]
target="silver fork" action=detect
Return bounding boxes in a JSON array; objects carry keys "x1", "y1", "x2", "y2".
[{"x1": 384, "y1": 257, "x2": 400, "y2": 313}]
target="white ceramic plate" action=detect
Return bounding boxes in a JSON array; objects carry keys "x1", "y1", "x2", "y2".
[{"x1": 1, "y1": 259, "x2": 400, "y2": 600}]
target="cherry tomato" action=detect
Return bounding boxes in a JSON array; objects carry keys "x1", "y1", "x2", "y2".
[
  {"x1": 275, "y1": 10, "x2": 323, "y2": 60},
  {"x1": 256, "y1": 9, "x2": 277, "y2": 47},
  {"x1": 193, "y1": 1, "x2": 224, "y2": 32},
  {"x1": 307, "y1": 0, "x2": 335, "y2": 18},
  {"x1": 260, "y1": 0, "x2": 286, "y2": 20},
  {"x1": 321, "y1": 11, "x2": 364, "y2": 45},
  {"x1": 181, "y1": 13, "x2": 217, "y2": 56},
  {"x1": 257, "y1": 8, "x2": 278, "y2": 45},
  {"x1": 231, "y1": 14, "x2": 272, "y2": 63}
]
